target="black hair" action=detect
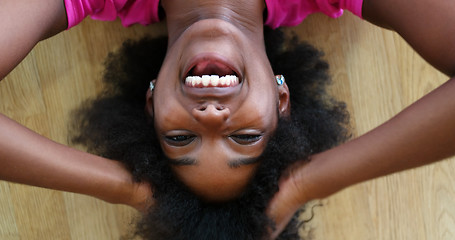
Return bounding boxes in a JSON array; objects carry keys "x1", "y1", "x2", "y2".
[{"x1": 71, "y1": 27, "x2": 349, "y2": 240}]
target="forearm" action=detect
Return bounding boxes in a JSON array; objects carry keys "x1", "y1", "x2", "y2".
[
  {"x1": 298, "y1": 77, "x2": 455, "y2": 201},
  {"x1": 0, "y1": 113, "x2": 134, "y2": 205}
]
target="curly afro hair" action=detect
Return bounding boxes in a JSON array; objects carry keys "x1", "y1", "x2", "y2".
[{"x1": 71, "y1": 27, "x2": 349, "y2": 240}]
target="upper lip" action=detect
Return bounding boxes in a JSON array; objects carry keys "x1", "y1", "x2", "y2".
[{"x1": 182, "y1": 53, "x2": 243, "y2": 82}]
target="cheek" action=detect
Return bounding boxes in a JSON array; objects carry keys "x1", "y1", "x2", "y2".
[
  {"x1": 241, "y1": 96, "x2": 278, "y2": 127},
  {"x1": 153, "y1": 96, "x2": 188, "y2": 129}
]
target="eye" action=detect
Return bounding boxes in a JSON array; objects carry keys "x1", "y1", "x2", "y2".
[
  {"x1": 164, "y1": 135, "x2": 196, "y2": 146},
  {"x1": 230, "y1": 134, "x2": 262, "y2": 145}
]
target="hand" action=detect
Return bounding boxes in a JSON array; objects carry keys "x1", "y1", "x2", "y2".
[
  {"x1": 266, "y1": 161, "x2": 309, "y2": 239},
  {"x1": 108, "y1": 161, "x2": 154, "y2": 213},
  {"x1": 128, "y1": 180, "x2": 154, "y2": 213}
]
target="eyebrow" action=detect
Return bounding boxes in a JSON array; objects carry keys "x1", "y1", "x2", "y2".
[{"x1": 168, "y1": 157, "x2": 260, "y2": 169}]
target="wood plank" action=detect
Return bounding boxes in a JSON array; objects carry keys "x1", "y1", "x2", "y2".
[{"x1": 0, "y1": 12, "x2": 454, "y2": 240}]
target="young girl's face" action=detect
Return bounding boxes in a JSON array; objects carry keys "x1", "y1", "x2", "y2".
[{"x1": 147, "y1": 19, "x2": 288, "y2": 201}]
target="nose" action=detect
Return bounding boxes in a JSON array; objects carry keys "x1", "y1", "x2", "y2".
[{"x1": 192, "y1": 104, "x2": 230, "y2": 127}]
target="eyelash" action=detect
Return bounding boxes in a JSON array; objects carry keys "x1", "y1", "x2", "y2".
[
  {"x1": 164, "y1": 135, "x2": 196, "y2": 146},
  {"x1": 164, "y1": 134, "x2": 262, "y2": 146},
  {"x1": 230, "y1": 134, "x2": 262, "y2": 145}
]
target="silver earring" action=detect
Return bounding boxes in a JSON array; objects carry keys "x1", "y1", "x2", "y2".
[
  {"x1": 275, "y1": 75, "x2": 285, "y2": 85},
  {"x1": 149, "y1": 81, "x2": 155, "y2": 91}
]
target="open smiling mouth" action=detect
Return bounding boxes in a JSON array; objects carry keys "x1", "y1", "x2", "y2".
[{"x1": 184, "y1": 59, "x2": 241, "y2": 88}]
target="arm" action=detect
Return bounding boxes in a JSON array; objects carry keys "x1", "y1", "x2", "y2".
[
  {"x1": 299, "y1": 0, "x2": 455, "y2": 198},
  {"x1": 0, "y1": 113, "x2": 153, "y2": 211},
  {"x1": 299, "y1": 76, "x2": 455, "y2": 200},
  {"x1": 1, "y1": 1, "x2": 152, "y2": 211},
  {"x1": 269, "y1": 76, "x2": 455, "y2": 239},
  {"x1": 0, "y1": 0, "x2": 67, "y2": 79},
  {"x1": 267, "y1": 0, "x2": 455, "y2": 237}
]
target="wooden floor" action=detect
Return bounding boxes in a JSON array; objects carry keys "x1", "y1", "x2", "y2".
[{"x1": 1, "y1": 12, "x2": 454, "y2": 240}]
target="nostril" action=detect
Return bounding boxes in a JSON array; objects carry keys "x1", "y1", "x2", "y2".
[
  {"x1": 192, "y1": 104, "x2": 230, "y2": 124},
  {"x1": 195, "y1": 103, "x2": 207, "y2": 111},
  {"x1": 195, "y1": 104, "x2": 225, "y2": 112}
]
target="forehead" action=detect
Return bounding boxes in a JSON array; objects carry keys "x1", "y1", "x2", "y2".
[{"x1": 170, "y1": 155, "x2": 260, "y2": 201}]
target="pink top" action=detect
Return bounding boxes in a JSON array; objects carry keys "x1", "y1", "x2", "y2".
[
  {"x1": 64, "y1": 0, "x2": 161, "y2": 28},
  {"x1": 64, "y1": 0, "x2": 363, "y2": 29}
]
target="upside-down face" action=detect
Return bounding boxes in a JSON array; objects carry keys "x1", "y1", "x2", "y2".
[{"x1": 147, "y1": 19, "x2": 290, "y2": 201}]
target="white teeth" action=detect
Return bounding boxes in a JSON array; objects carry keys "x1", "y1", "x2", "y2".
[
  {"x1": 210, "y1": 75, "x2": 219, "y2": 86},
  {"x1": 220, "y1": 76, "x2": 226, "y2": 85},
  {"x1": 202, "y1": 75, "x2": 210, "y2": 86},
  {"x1": 185, "y1": 75, "x2": 239, "y2": 87},
  {"x1": 225, "y1": 77, "x2": 231, "y2": 85}
]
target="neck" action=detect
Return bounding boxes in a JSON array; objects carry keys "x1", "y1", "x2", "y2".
[{"x1": 161, "y1": 0, "x2": 266, "y2": 46}]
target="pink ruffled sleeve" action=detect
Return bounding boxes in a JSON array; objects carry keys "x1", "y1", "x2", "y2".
[
  {"x1": 265, "y1": 0, "x2": 363, "y2": 29},
  {"x1": 64, "y1": 0, "x2": 161, "y2": 29}
]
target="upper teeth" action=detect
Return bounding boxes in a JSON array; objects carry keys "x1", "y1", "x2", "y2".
[{"x1": 185, "y1": 75, "x2": 239, "y2": 87}]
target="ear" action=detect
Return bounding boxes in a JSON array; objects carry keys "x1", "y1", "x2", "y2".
[
  {"x1": 145, "y1": 80, "x2": 156, "y2": 120},
  {"x1": 278, "y1": 82, "x2": 291, "y2": 117}
]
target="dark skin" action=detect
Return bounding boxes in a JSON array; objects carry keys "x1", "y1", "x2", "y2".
[
  {"x1": 145, "y1": 0, "x2": 291, "y2": 200},
  {"x1": 1, "y1": 0, "x2": 455, "y2": 238}
]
